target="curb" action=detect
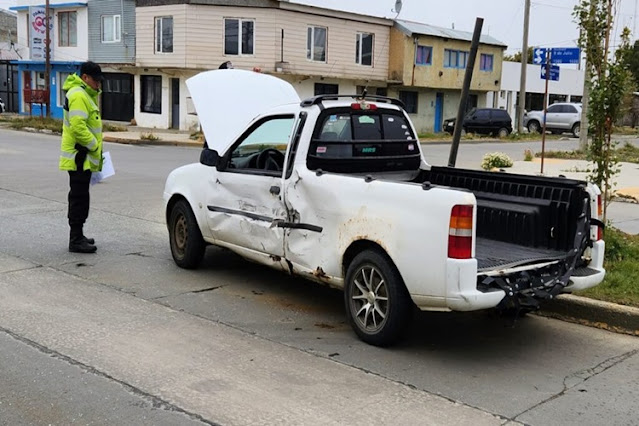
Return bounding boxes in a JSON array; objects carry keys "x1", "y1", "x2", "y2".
[
  {"x1": 537, "y1": 294, "x2": 639, "y2": 336},
  {"x1": 102, "y1": 136, "x2": 201, "y2": 148}
]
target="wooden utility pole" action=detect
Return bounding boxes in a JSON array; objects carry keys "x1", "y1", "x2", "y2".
[
  {"x1": 448, "y1": 17, "x2": 483, "y2": 167},
  {"x1": 45, "y1": 0, "x2": 51, "y2": 118},
  {"x1": 517, "y1": 0, "x2": 531, "y2": 134}
]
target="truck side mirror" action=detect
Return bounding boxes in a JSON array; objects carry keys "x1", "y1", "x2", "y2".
[{"x1": 199, "y1": 147, "x2": 219, "y2": 167}]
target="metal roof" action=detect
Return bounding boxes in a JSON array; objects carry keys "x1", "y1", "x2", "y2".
[{"x1": 395, "y1": 19, "x2": 507, "y2": 48}]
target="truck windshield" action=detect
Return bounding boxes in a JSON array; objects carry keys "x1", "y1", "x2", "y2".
[{"x1": 307, "y1": 108, "x2": 421, "y2": 173}]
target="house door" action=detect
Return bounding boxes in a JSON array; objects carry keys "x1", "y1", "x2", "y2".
[
  {"x1": 22, "y1": 71, "x2": 31, "y2": 113},
  {"x1": 0, "y1": 63, "x2": 19, "y2": 112},
  {"x1": 434, "y1": 92, "x2": 444, "y2": 132},
  {"x1": 101, "y1": 73, "x2": 134, "y2": 122},
  {"x1": 171, "y1": 78, "x2": 179, "y2": 129}
]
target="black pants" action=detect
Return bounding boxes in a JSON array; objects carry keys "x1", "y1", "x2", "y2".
[{"x1": 67, "y1": 152, "x2": 91, "y2": 238}]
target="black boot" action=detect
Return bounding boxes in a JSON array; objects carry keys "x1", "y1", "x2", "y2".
[
  {"x1": 69, "y1": 226, "x2": 96, "y2": 253},
  {"x1": 81, "y1": 236, "x2": 95, "y2": 245}
]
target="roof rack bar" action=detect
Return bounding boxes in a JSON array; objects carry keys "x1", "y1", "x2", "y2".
[{"x1": 300, "y1": 94, "x2": 405, "y2": 109}]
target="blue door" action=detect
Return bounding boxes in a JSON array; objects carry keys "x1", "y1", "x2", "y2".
[{"x1": 434, "y1": 93, "x2": 444, "y2": 132}]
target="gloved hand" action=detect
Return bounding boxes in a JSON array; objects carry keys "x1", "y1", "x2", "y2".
[{"x1": 74, "y1": 143, "x2": 88, "y2": 152}]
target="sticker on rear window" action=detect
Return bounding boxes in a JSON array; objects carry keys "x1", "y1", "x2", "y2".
[
  {"x1": 316, "y1": 146, "x2": 327, "y2": 154},
  {"x1": 387, "y1": 117, "x2": 395, "y2": 122},
  {"x1": 329, "y1": 115, "x2": 337, "y2": 122}
]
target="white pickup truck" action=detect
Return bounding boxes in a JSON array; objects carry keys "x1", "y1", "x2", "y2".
[{"x1": 163, "y1": 70, "x2": 605, "y2": 346}]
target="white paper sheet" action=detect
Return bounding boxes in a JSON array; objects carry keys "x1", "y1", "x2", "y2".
[{"x1": 91, "y1": 151, "x2": 115, "y2": 185}]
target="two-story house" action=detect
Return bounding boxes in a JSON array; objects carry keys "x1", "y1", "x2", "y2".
[
  {"x1": 11, "y1": 0, "x2": 136, "y2": 120},
  {"x1": 388, "y1": 19, "x2": 506, "y2": 134},
  {"x1": 1, "y1": 8, "x2": 21, "y2": 113},
  {"x1": 133, "y1": 0, "x2": 392, "y2": 130}
]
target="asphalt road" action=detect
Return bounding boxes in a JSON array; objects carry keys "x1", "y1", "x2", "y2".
[{"x1": 1, "y1": 128, "x2": 638, "y2": 425}]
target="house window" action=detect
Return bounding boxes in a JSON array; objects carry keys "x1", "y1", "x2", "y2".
[
  {"x1": 155, "y1": 16, "x2": 173, "y2": 53},
  {"x1": 444, "y1": 49, "x2": 468, "y2": 69},
  {"x1": 399, "y1": 90, "x2": 418, "y2": 114},
  {"x1": 58, "y1": 72, "x2": 71, "y2": 106},
  {"x1": 224, "y1": 18, "x2": 254, "y2": 55},
  {"x1": 415, "y1": 46, "x2": 432, "y2": 65},
  {"x1": 355, "y1": 32, "x2": 373, "y2": 66},
  {"x1": 141, "y1": 75, "x2": 162, "y2": 114},
  {"x1": 307, "y1": 26, "x2": 327, "y2": 62},
  {"x1": 314, "y1": 83, "x2": 338, "y2": 96},
  {"x1": 102, "y1": 15, "x2": 121, "y2": 43},
  {"x1": 58, "y1": 11, "x2": 77, "y2": 47},
  {"x1": 480, "y1": 53, "x2": 494, "y2": 71}
]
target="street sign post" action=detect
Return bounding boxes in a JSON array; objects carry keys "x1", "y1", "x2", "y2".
[{"x1": 540, "y1": 64, "x2": 560, "y2": 81}]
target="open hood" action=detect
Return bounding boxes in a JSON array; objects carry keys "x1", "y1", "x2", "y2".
[{"x1": 186, "y1": 69, "x2": 301, "y2": 154}]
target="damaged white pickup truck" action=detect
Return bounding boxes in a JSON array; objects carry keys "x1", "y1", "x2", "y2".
[{"x1": 163, "y1": 70, "x2": 605, "y2": 346}]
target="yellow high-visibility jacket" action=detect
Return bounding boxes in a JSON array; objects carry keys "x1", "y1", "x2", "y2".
[{"x1": 59, "y1": 74, "x2": 103, "y2": 172}]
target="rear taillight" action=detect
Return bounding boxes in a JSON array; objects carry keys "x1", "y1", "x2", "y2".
[
  {"x1": 448, "y1": 205, "x2": 473, "y2": 259},
  {"x1": 597, "y1": 194, "x2": 603, "y2": 240}
]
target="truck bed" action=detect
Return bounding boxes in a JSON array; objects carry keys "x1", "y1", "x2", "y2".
[{"x1": 475, "y1": 237, "x2": 569, "y2": 272}]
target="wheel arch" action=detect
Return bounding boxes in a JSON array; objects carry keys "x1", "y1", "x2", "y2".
[{"x1": 342, "y1": 239, "x2": 399, "y2": 279}]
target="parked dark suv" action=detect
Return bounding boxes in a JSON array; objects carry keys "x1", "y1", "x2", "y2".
[{"x1": 444, "y1": 108, "x2": 512, "y2": 137}]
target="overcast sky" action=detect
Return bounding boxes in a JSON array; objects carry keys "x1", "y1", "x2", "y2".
[{"x1": 1, "y1": 0, "x2": 637, "y2": 53}]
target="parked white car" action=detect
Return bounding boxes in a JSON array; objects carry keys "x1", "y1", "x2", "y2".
[
  {"x1": 523, "y1": 102, "x2": 582, "y2": 137},
  {"x1": 163, "y1": 70, "x2": 605, "y2": 346}
]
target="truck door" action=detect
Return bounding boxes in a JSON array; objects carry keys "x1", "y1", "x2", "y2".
[{"x1": 206, "y1": 115, "x2": 296, "y2": 257}]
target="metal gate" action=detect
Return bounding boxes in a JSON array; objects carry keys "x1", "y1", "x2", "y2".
[
  {"x1": 0, "y1": 61, "x2": 19, "y2": 113},
  {"x1": 101, "y1": 73, "x2": 134, "y2": 122}
]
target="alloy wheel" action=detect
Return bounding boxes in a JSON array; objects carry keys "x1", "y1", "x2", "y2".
[{"x1": 349, "y1": 265, "x2": 389, "y2": 332}]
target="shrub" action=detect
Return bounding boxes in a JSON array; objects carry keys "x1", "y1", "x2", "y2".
[
  {"x1": 524, "y1": 149, "x2": 534, "y2": 161},
  {"x1": 481, "y1": 152, "x2": 513, "y2": 170}
]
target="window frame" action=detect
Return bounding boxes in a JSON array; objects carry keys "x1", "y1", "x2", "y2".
[
  {"x1": 58, "y1": 10, "x2": 78, "y2": 47},
  {"x1": 480, "y1": 53, "x2": 494, "y2": 72},
  {"x1": 140, "y1": 75, "x2": 162, "y2": 114},
  {"x1": 57, "y1": 71, "x2": 71, "y2": 107},
  {"x1": 224, "y1": 18, "x2": 255, "y2": 56},
  {"x1": 444, "y1": 49, "x2": 469, "y2": 69},
  {"x1": 355, "y1": 32, "x2": 374, "y2": 66},
  {"x1": 219, "y1": 114, "x2": 297, "y2": 178},
  {"x1": 101, "y1": 14, "x2": 121, "y2": 43},
  {"x1": 398, "y1": 90, "x2": 418, "y2": 114},
  {"x1": 314, "y1": 83, "x2": 338, "y2": 96},
  {"x1": 415, "y1": 45, "x2": 432, "y2": 66},
  {"x1": 155, "y1": 16, "x2": 173, "y2": 54},
  {"x1": 307, "y1": 25, "x2": 327, "y2": 62}
]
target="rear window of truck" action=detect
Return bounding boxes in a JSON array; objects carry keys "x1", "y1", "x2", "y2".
[{"x1": 307, "y1": 108, "x2": 421, "y2": 173}]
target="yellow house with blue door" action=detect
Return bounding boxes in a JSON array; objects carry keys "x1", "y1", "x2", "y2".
[{"x1": 387, "y1": 20, "x2": 506, "y2": 134}]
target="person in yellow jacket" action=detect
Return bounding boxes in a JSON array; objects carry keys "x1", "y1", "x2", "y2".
[{"x1": 59, "y1": 61, "x2": 103, "y2": 253}]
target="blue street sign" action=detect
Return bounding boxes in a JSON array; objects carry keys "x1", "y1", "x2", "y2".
[
  {"x1": 550, "y1": 47, "x2": 580, "y2": 64},
  {"x1": 532, "y1": 47, "x2": 580, "y2": 65},
  {"x1": 533, "y1": 47, "x2": 547, "y2": 64},
  {"x1": 541, "y1": 64, "x2": 560, "y2": 81}
]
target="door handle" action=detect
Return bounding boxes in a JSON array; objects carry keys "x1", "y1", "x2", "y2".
[{"x1": 270, "y1": 185, "x2": 281, "y2": 195}]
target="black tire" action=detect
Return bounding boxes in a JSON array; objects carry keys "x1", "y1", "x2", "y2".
[
  {"x1": 572, "y1": 122, "x2": 581, "y2": 138},
  {"x1": 168, "y1": 199, "x2": 206, "y2": 269},
  {"x1": 527, "y1": 121, "x2": 541, "y2": 133},
  {"x1": 497, "y1": 127, "x2": 510, "y2": 138},
  {"x1": 344, "y1": 249, "x2": 413, "y2": 346}
]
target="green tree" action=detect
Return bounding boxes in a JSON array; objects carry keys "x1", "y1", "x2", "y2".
[
  {"x1": 503, "y1": 46, "x2": 534, "y2": 64},
  {"x1": 574, "y1": 0, "x2": 633, "y2": 223},
  {"x1": 625, "y1": 40, "x2": 639, "y2": 87}
]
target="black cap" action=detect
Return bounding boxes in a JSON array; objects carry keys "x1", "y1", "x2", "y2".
[{"x1": 80, "y1": 61, "x2": 104, "y2": 81}]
